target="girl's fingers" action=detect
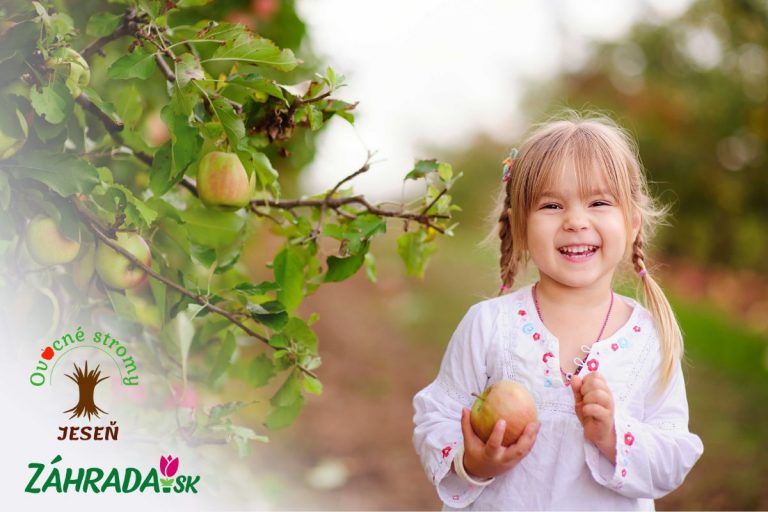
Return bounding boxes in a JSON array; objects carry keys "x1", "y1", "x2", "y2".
[
  {"x1": 460, "y1": 408, "x2": 477, "y2": 447},
  {"x1": 582, "y1": 403, "x2": 611, "y2": 421},
  {"x1": 485, "y1": 419, "x2": 507, "y2": 452},
  {"x1": 503, "y1": 422, "x2": 540, "y2": 462},
  {"x1": 582, "y1": 389, "x2": 613, "y2": 409}
]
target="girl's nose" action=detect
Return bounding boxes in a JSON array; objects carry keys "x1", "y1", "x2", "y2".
[{"x1": 562, "y1": 209, "x2": 589, "y2": 231}]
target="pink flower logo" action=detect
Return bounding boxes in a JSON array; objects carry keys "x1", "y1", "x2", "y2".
[
  {"x1": 441, "y1": 446, "x2": 452, "y2": 458},
  {"x1": 633, "y1": 325, "x2": 641, "y2": 333},
  {"x1": 586, "y1": 359, "x2": 599, "y2": 372},
  {"x1": 624, "y1": 432, "x2": 635, "y2": 446},
  {"x1": 533, "y1": 332, "x2": 541, "y2": 341},
  {"x1": 160, "y1": 455, "x2": 179, "y2": 478},
  {"x1": 518, "y1": 309, "x2": 527, "y2": 316}
]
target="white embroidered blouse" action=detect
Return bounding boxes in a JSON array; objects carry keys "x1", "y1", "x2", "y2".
[{"x1": 412, "y1": 283, "x2": 704, "y2": 510}]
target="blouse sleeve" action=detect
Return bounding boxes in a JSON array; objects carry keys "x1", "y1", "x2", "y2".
[
  {"x1": 584, "y1": 352, "x2": 704, "y2": 499},
  {"x1": 412, "y1": 303, "x2": 496, "y2": 509}
]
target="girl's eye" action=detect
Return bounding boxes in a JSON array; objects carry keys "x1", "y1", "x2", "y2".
[
  {"x1": 591, "y1": 200, "x2": 611, "y2": 207},
  {"x1": 541, "y1": 203, "x2": 561, "y2": 210}
]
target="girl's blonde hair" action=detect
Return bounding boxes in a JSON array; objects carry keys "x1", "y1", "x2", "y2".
[{"x1": 481, "y1": 109, "x2": 683, "y2": 395}]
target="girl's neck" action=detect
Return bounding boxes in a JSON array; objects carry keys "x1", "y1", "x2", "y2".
[{"x1": 535, "y1": 274, "x2": 615, "y2": 311}]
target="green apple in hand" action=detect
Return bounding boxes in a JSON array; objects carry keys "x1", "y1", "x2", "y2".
[{"x1": 470, "y1": 379, "x2": 538, "y2": 447}]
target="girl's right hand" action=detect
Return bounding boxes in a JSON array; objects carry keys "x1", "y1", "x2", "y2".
[{"x1": 458, "y1": 407, "x2": 541, "y2": 480}]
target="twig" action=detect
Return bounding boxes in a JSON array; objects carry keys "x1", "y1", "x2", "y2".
[
  {"x1": 72, "y1": 199, "x2": 319, "y2": 380},
  {"x1": 76, "y1": 93, "x2": 124, "y2": 134}
]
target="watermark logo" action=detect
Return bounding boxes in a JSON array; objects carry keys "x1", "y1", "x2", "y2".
[
  {"x1": 29, "y1": 326, "x2": 140, "y2": 387},
  {"x1": 25, "y1": 455, "x2": 201, "y2": 494}
]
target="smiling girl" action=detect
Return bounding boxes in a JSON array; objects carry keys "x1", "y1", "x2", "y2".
[{"x1": 412, "y1": 112, "x2": 703, "y2": 510}]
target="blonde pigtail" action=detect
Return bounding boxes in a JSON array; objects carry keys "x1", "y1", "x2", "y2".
[
  {"x1": 632, "y1": 235, "x2": 684, "y2": 398},
  {"x1": 498, "y1": 187, "x2": 519, "y2": 296}
]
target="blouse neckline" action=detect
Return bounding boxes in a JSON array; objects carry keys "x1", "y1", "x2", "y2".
[{"x1": 519, "y1": 282, "x2": 642, "y2": 347}]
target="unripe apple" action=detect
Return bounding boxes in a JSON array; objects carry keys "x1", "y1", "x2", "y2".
[
  {"x1": 95, "y1": 232, "x2": 152, "y2": 289},
  {"x1": 72, "y1": 244, "x2": 96, "y2": 293},
  {"x1": 0, "y1": 108, "x2": 28, "y2": 160},
  {"x1": 46, "y1": 47, "x2": 90, "y2": 97},
  {"x1": 24, "y1": 216, "x2": 81, "y2": 266},
  {"x1": 470, "y1": 379, "x2": 538, "y2": 446},
  {"x1": 196, "y1": 151, "x2": 255, "y2": 208}
]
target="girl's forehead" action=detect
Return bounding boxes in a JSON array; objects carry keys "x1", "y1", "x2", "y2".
[{"x1": 535, "y1": 161, "x2": 615, "y2": 199}]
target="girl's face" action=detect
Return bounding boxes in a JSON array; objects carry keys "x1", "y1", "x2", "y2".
[{"x1": 526, "y1": 165, "x2": 640, "y2": 292}]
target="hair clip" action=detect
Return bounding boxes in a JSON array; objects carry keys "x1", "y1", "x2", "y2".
[
  {"x1": 638, "y1": 268, "x2": 648, "y2": 278},
  {"x1": 501, "y1": 148, "x2": 518, "y2": 182}
]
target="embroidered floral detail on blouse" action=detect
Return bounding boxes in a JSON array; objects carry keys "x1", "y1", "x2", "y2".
[
  {"x1": 586, "y1": 359, "x2": 599, "y2": 372},
  {"x1": 624, "y1": 432, "x2": 635, "y2": 446},
  {"x1": 453, "y1": 495, "x2": 460, "y2": 501},
  {"x1": 522, "y1": 323, "x2": 535, "y2": 335},
  {"x1": 442, "y1": 446, "x2": 452, "y2": 458},
  {"x1": 633, "y1": 325, "x2": 641, "y2": 332},
  {"x1": 543, "y1": 352, "x2": 554, "y2": 363},
  {"x1": 621, "y1": 468, "x2": 627, "y2": 477},
  {"x1": 518, "y1": 309, "x2": 527, "y2": 316},
  {"x1": 611, "y1": 342, "x2": 619, "y2": 351},
  {"x1": 544, "y1": 378, "x2": 553, "y2": 387},
  {"x1": 533, "y1": 332, "x2": 541, "y2": 341},
  {"x1": 618, "y1": 337, "x2": 630, "y2": 349}
]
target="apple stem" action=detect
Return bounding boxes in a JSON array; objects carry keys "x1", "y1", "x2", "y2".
[{"x1": 471, "y1": 392, "x2": 483, "y2": 400}]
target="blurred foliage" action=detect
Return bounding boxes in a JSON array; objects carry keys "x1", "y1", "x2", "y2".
[{"x1": 520, "y1": 0, "x2": 768, "y2": 273}]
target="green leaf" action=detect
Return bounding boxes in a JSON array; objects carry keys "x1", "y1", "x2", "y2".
[
  {"x1": 211, "y1": 97, "x2": 245, "y2": 150},
  {"x1": 280, "y1": 316, "x2": 318, "y2": 353},
  {"x1": 404, "y1": 159, "x2": 439, "y2": 181},
  {"x1": 273, "y1": 245, "x2": 305, "y2": 315},
  {"x1": 86, "y1": 12, "x2": 122, "y2": 37},
  {"x1": 149, "y1": 141, "x2": 179, "y2": 196},
  {"x1": 207, "y1": 401, "x2": 253, "y2": 424},
  {"x1": 264, "y1": 395, "x2": 304, "y2": 430},
  {"x1": 7, "y1": 152, "x2": 99, "y2": 196},
  {"x1": 270, "y1": 369, "x2": 301, "y2": 407},
  {"x1": 397, "y1": 231, "x2": 438, "y2": 279},
  {"x1": 180, "y1": 206, "x2": 246, "y2": 248},
  {"x1": 247, "y1": 301, "x2": 288, "y2": 330},
  {"x1": 209, "y1": 331, "x2": 236, "y2": 383},
  {"x1": 234, "y1": 281, "x2": 280, "y2": 296},
  {"x1": 107, "y1": 48, "x2": 157, "y2": 80},
  {"x1": 30, "y1": 82, "x2": 72, "y2": 125},
  {"x1": 303, "y1": 375, "x2": 323, "y2": 396},
  {"x1": 248, "y1": 353, "x2": 276, "y2": 388},
  {"x1": 160, "y1": 106, "x2": 201, "y2": 178},
  {"x1": 324, "y1": 249, "x2": 366, "y2": 282},
  {"x1": 175, "y1": 52, "x2": 204, "y2": 88},
  {"x1": 205, "y1": 33, "x2": 300, "y2": 72}
]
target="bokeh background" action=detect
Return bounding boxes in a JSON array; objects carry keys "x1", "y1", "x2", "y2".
[{"x1": 4, "y1": 0, "x2": 767, "y2": 510}]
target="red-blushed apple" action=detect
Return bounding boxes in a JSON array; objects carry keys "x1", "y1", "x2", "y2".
[
  {"x1": 142, "y1": 110, "x2": 170, "y2": 147},
  {"x1": 95, "y1": 232, "x2": 152, "y2": 289},
  {"x1": 196, "y1": 151, "x2": 255, "y2": 208},
  {"x1": 470, "y1": 379, "x2": 538, "y2": 446},
  {"x1": 24, "y1": 216, "x2": 81, "y2": 266}
]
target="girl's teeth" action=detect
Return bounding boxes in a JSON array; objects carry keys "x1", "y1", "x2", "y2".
[{"x1": 559, "y1": 246, "x2": 597, "y2": 254}]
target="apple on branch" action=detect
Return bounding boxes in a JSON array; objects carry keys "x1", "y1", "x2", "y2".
[
  {"x1": 24, "y1": 216, "x2": 81, "y2": 266},
  {"x1": 470, "y1": 379, "x2": 538, "y2": 446},
  {"x1": 95, "y1": 232, "x2": 152, "y2": 290},
  {"x1": 196, "y1": 151, "x2": 255, "y2": 208}
]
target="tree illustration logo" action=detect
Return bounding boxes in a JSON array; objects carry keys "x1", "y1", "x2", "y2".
[{"x1": 63, "y1": 361, "x2": 109, "y2": 420}]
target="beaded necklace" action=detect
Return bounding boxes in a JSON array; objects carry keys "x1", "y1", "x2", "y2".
[{"x1": 532, "y1": 282, "x2": 614, "y2": 384}]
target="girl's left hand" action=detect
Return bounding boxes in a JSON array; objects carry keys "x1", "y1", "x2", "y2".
[{"x1": 570, "y1": 372, "x2": 617, "y2": 464}]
